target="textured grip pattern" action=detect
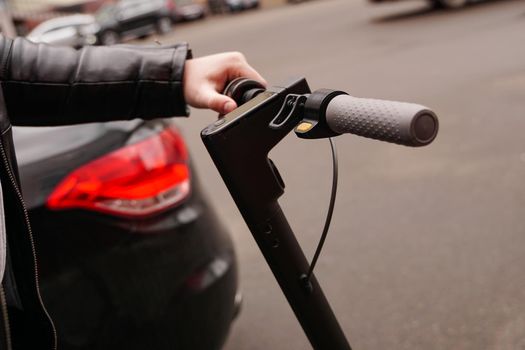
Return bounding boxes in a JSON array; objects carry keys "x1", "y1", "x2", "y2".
[{"x1": 325, "y1": 95, "x2": 437, "y2": 147}]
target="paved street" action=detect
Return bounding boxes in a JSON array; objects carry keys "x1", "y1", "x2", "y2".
[{"x1": 157, "y1": 0, "x2": 525, "y2": 348}]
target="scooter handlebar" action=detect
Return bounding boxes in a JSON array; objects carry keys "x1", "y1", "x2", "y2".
[{"x1": 325, "y1": 95, "x2": 438, "y2": 147}]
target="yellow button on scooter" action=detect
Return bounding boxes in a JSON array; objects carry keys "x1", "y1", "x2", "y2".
[{"x1": 296, "y1": 122, "x2": 313, "y2": 133}]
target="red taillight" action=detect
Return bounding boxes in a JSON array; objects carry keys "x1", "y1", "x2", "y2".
[{"x1": 47, "y1": 125, "x2": 191, "y2": 218}]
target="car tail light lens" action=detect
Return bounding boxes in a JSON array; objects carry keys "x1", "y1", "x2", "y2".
[{"x1": 47, "y1": 125, "x2": 190, "y2": 218}]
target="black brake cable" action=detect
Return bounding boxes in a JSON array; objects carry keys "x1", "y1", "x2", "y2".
[{"x1": 304, "y1": 137, "x2": 338, "y2": 283}]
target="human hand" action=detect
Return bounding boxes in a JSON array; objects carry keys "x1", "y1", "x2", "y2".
[{"x1": 183, "y1": 52, "x2": 267, "y2": 114}]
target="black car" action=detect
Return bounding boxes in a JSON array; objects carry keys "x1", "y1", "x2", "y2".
[
  {"x1": 207, "y1": 0, "x2": 259, "y2": 14},
  {"x1": 14, "y1": 119, "x2": 239, "y2": 349},
  {"x1": 95, "y1": 0, "x2": 174, "y2": 45}
]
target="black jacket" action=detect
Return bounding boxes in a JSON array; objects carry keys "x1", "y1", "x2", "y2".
[{"x1": 0, "y1": 36, "x2": 191, "y2": 349}]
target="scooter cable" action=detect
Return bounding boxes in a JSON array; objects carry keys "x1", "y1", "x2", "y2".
[{"x1": 305, "y1": 137, "x2": 338, "y2": 282}]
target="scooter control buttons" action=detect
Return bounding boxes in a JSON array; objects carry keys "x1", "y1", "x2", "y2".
[{"x1": 296, "y1": 122, "x2": 313, "y2": 133}]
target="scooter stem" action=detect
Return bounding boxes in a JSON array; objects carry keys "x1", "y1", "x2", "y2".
[{"x1": 201, "y1": 77, "x2": 351, "y2": 350}]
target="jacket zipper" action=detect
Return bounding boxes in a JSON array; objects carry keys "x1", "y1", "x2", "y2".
[
  {"x1": 0, "y1": 286, "x2": 12, "y2": 350},
  {"x1": 0, "y1": 141, "x2": 57, "y2": 350}
]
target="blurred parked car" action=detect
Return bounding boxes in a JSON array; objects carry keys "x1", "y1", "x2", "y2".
[
  {"x1": 369, "y1": 0, "x2": 470, "y2": 8},
  {"x1": 207, "y1": 0, "x2": 259, "y2": 14},
  {"x1": 27, "y1": 14, "x2": 100, "y2": 48},
  {"x1": 95, "y1": 0, "x2": 174, "y2": 45},
  {"x1": 171, "y1": 0, "x2": 206, "y2": 22},
  {"x1": 242, "y1": 0, "x2": 260, "y2": 10},
  {"x1": 14, "y1": 120, "x2": 240, "y2": 349}
]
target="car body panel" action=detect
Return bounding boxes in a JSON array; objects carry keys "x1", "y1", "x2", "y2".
[
  {"x1": 96, "y1": 0, "x2": 172, "y2": 43},
  {"x1": 13, "y1": 120, "x2": 238, "y2": 349},
  {"x1": 27, "y1": 14, "x2": 99, "y2": 47},
  {"x1": 172, "y1": 1, "x2": 206, "y2": 22},
  {"x1": 207, "y1": 0, "x2": 259, "y2": 13}
]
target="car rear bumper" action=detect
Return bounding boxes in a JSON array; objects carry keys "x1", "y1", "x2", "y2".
[{"x1": 32, "y1": 180, "x2": 239, "y2": 350}]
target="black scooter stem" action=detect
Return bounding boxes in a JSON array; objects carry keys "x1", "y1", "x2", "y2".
[{"x1": 201, "y1": 77, "x2": 351, "y2": 350}]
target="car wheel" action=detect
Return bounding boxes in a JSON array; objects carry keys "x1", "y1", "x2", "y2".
[
  {"x1": 100, "y1": 31, "x2": 120, "y2": 46},
  {"x1": 432, "y1": 0, "x2": 468, "y2": 8},
  {"x1": 156, "y1": 17, "x2": 172, "y2": 35}
]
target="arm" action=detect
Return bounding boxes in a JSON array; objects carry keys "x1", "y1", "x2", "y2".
[{"x1": 0, "y1": 36, "x2": 190, "y2": 126}]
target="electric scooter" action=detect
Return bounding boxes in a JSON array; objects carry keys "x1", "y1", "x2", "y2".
[{"x1": 201, "y1": 77, "x2": 439, "y2": 349}]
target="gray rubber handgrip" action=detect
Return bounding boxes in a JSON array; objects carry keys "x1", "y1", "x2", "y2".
[{"x1": 325, "y1": 95, "x2": 438, "y2": 147}]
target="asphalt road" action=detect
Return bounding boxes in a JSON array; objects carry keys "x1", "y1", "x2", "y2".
[{"x1": 156, "y1": 1, "x2": 525, "y2": 349}]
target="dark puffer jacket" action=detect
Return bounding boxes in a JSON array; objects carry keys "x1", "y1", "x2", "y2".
[{"x1": 0, "y1": 35, "x2": 190, "y2": 349}]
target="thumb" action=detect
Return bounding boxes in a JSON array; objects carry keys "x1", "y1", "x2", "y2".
[{"x1": 207, "y1": 90, "x2": 238, "y2": 114}]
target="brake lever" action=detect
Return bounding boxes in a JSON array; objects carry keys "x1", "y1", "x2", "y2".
[{"x1": 268, "y1": 94, "x2": 307, "y2": 130}]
